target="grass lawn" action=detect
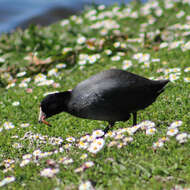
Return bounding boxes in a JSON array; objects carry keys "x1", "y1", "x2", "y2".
[{"x1": 0, "y1": 0, "x2": 190, "y2": 189}]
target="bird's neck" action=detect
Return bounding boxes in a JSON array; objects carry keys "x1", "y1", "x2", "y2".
[{"x1": 57, "y1": 91, "x2": 71, "y2": 112}]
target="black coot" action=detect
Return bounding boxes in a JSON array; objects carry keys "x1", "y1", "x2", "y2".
[{"x1": 39, "y1": 69, "x2": 169, "y2": 133}]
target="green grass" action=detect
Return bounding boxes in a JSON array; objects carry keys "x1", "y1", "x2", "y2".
[{"x1": 0, "y1": 0, "x2": 190, "y2": 189}]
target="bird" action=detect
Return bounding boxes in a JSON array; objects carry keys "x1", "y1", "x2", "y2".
[{"x1": 39, "y1": 69, "x2": 169, "y2": 133}]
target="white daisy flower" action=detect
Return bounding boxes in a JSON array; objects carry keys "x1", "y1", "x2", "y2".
[
  {"x1": 12, "y1": 143, "x2": 22, "y2": 149},
  {"x1": 122, "y1": 60, "x2": 132, "y2": 69},
  {"x1": 79, "y1": 53, "x2": 88, "y2": 60},
  {"x1": 49, "y1": 137, "x2": 63, "y2": 145},
  {"x1": 133, "y1": 53, "x2": 143, "y2": 60},
  {"x1": 85, "y1": 9, "x2": 97, "y2": 18},
  {"x1": 94, "y1": 138, "x2": 105, "y2": 146},
  {"x1": 92, "y1": 130, "x2": 104, "y2": 138},
  {"x1": 3, "y1": 159, "x2": 15, "y2": 168},
  {"x1": 163, "y1": 68, "x2": 171, "y2": 75},
  {"x1": 0, "y1": 176, "x2": 15, "y2": 187},
  {"x1": 86, "y1": 135, "x2": 96, "y2": 142},
  {"x1": 169, "y1": 68, "x2": 181, "y2": 73},
  {"x1": 169, "y1": 41, "x2": 184, "y2": 49},
  {"x1": 1, "y1": 73, "x2": 13, "y2": 82},
  {"x1": 160, "y1": 42, "x2": 168, "y2": 49},
  {"x1": 181, "y1": 41, "x2": 190, "y2": 51},
  {"x1": 176, "y1": 133, "x2": 188, "y2": 144},
  {"x1": 56, "y1": 63, "x2": 66, "y2": 69},
  {"x1": 59, "y1": 157, "x2": 73, "y2": 165},
  {"x1": 139, "y1": 120, "x2": 155, "y2": 130},
  {"x1": 114, "y1": 133, "x2": 124, "y2": 140},
  {"x1": 80, "y1": 135, "x2": 90, "y2": 142},
  {"x1": 117, "y1": 52, "x2": 125, "y2": 56},
  {"x1": 121, "y1": 43, "x2": 127, "y2": 48},
  {"x1": 176, "y1": 10, "x2": 185, "y2": 18},
  {"x1": 142, "y1": 61, "x2": 150, "y2": 68},
  {"x1": 184, "y1": 77, "x2": 190, "y2": 82},
  {"x1": 60, "y1": 19, "x2": 69, "y2": 26},
  {"x1": 62, "y1": 47, "x2": 72, "y2": 54},
  {"x1": 151, "y1": 58, "x2": 160, "y2": 62},
  {"x1": 108, "y1": 140, "x2": 118, "y2": 147},
  {"x1": 105, "y1": 131, "x2": 116, "y2": 138},
  {"x1": 155, "y1": 8, "x2": 163, "y2": 17},
  {"x1": 74, "y1": 167, "x2": 84, "y2": 173},
  {"x1": 80, "y1": 153, "x2": 88, "y2": 160},
  {"x1": 34, "y1": 73, "x2": 46, "y2": 83},
  {"x1": 37, "y1": 79, "x2": 54, "y2": 86},
  {"x1": 169, "y1": 74, "x2": 180, "y2": 82},
  {"x1": 57, "y1": 147, "x2": 63, "y2": 153},
  {"x1": 111, "y1": 55, "x2": 121, "y2": 61},
  {"x1": 158, "y1": 136, "x2": 169, "y2": 142},
  {"x1": 19, "y1": 82, "x2": 28, "y2": 88},
  {"x1": 78, "y1": 141, "x2": 89, "y2": 149},
  {"x1": 0, "y1": 57, "x2": 5, "y2": 62},
  {"x1": 169, "y1": 121, "x2": 183, "y2": 129},
  {"x1": 139, "y1": 53, "x2": 150, "y2": 63},
  {"x1": 126, "y1": 125, "x2": 141, "y2": 135},
  {"x1": 123, "y1": 137, "x2": 133, "y2": 143},
  {"x1": 100, "y1": 28, "x2": 108, "y2": 35},
  {"x1": 153, "y1": 141, "x2": 164, "y2": 149},
  {"x1": 78, "y1": 59, "x2": 87, "y2": 66},
  {"x1": 20, "y1": 123, "x2": 30, "y2": 128},
  {"x1": 167, "y1": 128, "x2": 179, "y2": 136},
  {"x1": 104, "y1": 49, "x2": 112, "y2": 55},
  {"x1": 98, "y1": 5, "x2": 105, "y2": 10},
  {"x1": 88, "y1": 138, "x2": 105, "y2": 154},
  {"x1": 64, "y1": 143, "x2": 72, "y2": 149},
  {"x1": 146, "y1": 128, "x2": 157, "y2": 135},
  {"x1": 165, "y1": 2, "x2": 174, "y2": 9},
  {"x1": 116, "y1": 128, "x2": 128, "y2": 134},
  {"x1": 20, "y1": 159, "x2": 31, "y2": 167},
  {"x1": 77, "y1": 36, "x2": 86, "y2": 44},
  {"x1": 39, "y1": 152, "x2": 53, "y2": 158},
  {"x1": 4, "y1": 122, "x2": 15, "y2": 130},
  {"x1": 117, "y1": 142, "x2": 125, "y2": 149},
  {"x1": 131, "y1": 11, "x2": 138, "y2": 19},
  {"x1": 84, "y1": 161, "x2": 94, "y2": 168},
  {"x1": 22, "y1": 77, "x2": 31, "y2": 83},
  {"x1": 113, "y1": 42, "x2": 121, "y2": 48},
  {"x1": 33, "y1": 149, "x2": 42, "y2": 157},
  {"x1": 11, "y1": 135, "x2": 19, "y2": 139},
  {"x1": 48, "y1": 68, "x2": 58, "y2": 77},
  {"x1": 40, "y1": 168, "x2": 59, "y2": 178},
  {"x1": 16, "y1": 71, "x2": 26, "y2": 77},
  {"x1": 182, "y1": 31, "x2": 190, "y2": 37},
  {"x1": 52, "y1": 82, "x2": 60, "y2": 88},
  {"x1": 184, "y1": 67, "x2": 190, "y2": 72},
  {"x1": 12, "y1": 101, "x2": 20, "y2": 106},
  {"x1": 88, "y1": 55, "x2": 97, "y2": 64},
  {"x1": 79, "y1": 181, "x2": 94, "y2": 190},
  {"x1": 6, "y1": 82, "x2": 15, "y2": 89},
  {"x1": 66, "y1": 136, "x2": 75, "y2": 142},
  {"x1": 22, "y1": 154, "x2": 32, "y2": 160}
]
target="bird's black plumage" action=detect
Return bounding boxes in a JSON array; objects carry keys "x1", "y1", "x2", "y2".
[{"x1": 39, "y1": 69, "x2": 169, "y2": 132}]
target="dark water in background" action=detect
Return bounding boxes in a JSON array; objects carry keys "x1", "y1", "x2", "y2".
[{"x1": 0, "y1": 0, "x2": 146, "y2": 35}]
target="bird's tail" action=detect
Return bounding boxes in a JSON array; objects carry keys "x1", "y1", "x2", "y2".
[{"x1": 152, "y1": 79, "x2": 170, "y2": 96}]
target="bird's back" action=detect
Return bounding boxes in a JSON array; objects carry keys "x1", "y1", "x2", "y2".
[{"x1": 68, "y1": 69, "x2": 168, "y2": 121}]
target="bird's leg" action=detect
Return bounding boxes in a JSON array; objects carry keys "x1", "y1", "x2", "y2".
[
  {"x1": 104, "y1": 121, "x2": 115, "y2": 134},
  {"x1": 133, "y1": 112, "x2": 137, "y2": 126}
]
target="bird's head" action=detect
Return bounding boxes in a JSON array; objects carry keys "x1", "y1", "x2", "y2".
[{"x1": 38, "y1": 91, "x2": 71, "y2": 126}]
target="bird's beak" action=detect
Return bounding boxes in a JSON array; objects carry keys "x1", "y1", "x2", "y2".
[
  {"x1": 38, "y1": 107, "x2": 45, "y2": 123},
  {"x1": 38, "y1": 107, "x2": 51, "y2": 126}
]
